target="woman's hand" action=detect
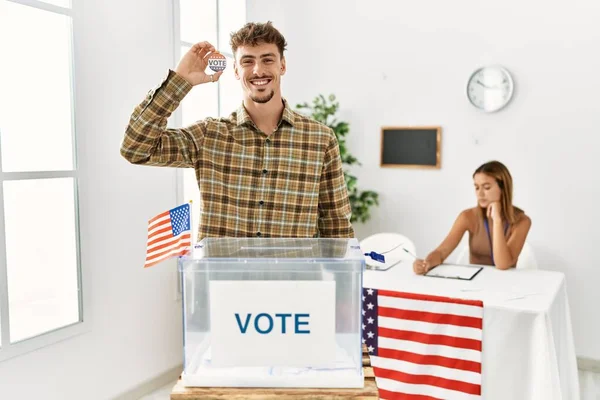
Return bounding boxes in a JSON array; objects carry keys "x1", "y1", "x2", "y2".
[
  {"x1": 413, "y1": 259, "x2": 432, "y2": 275},
  {"x1": 487, "y1": 201, "x2": 502, "y2": 223}
]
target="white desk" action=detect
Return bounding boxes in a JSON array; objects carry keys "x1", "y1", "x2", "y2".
[{"x1": 364, "y1": 262, "x2": 580, "y2": 400}]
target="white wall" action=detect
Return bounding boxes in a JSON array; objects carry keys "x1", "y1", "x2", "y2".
[
  {"x1": 0, "y1": 0, "x2": 183, "y2": 399},
  {"x1": 248, "y1": 0, "x2": 600, "y2": 361}
]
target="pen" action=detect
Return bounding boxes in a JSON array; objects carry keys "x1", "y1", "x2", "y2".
[{"x1": 403, "y1": 248, "x2": 418, "y2": 259}]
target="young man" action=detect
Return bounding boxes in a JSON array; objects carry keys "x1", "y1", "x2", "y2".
[{"x1": 121, "y1": 22, "x2": 354, "y2": 240}]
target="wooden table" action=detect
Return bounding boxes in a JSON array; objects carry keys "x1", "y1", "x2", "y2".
[{"x1": 170, "y1": 347, "x2": 379, "y2": 399}]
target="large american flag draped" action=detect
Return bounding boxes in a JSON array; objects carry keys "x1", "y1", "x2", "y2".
[
  {"x1": 362, "y1": 288, "x2": 483, "y2": 400},
  {"x1": 145, "y1": 203, "x2": 192, "y2": 268}
]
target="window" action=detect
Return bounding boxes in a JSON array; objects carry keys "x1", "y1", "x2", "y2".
[
  {"x1": 174, "y1": 0, "x2": 246, "y2": 242},
  {"x1": 0, "y1": 0, "x2": 82, "y2": 360}
]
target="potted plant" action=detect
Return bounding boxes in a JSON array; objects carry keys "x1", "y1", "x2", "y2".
[{"x1": 296, "y1": 94, "x2": 379, "y2": 223}]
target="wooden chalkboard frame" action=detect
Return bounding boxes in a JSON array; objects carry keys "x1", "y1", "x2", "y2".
[{"x1": 380, "y1": 126, "x2": 442, "y2": 169}]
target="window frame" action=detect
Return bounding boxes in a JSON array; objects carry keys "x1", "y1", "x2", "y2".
[
  {"x1": 172, "y1": 0, "x2": 245, "y2": 300},
  {"x1": 0, "y1": 0, "x2": 86, "y2": 362},
  {"x1": 172, "y1": 0, "x2": 241, "y2": 209}
]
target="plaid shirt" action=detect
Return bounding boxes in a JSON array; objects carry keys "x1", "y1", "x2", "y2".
[{"x1": 121, "y1": 70, "x2": 354, "y2": 240}]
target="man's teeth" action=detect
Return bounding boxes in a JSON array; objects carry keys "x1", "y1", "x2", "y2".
[{"x1": 252, "y1": 80, "x2": 269, "y2": 86}]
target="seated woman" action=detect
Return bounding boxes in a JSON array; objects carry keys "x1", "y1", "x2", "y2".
[{"x1": 413, "y1": 161, "x2": 531, "y2": 274}]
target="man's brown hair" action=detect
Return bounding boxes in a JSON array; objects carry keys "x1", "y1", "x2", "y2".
[{"x1": 230, "y1": 21, "x2": 287, "y2": 59}]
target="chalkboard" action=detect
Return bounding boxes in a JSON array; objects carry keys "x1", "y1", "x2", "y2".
[{"x1": 380, "y1": 126, "x2": 441, "y2": 169}]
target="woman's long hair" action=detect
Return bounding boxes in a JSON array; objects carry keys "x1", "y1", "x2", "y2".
[{"x1": 473, "y1": 161, "x2": 519, "y2": 224}]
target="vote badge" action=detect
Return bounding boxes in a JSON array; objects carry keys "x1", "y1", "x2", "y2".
[{"x1": 207, "y1": 52, "x2": 227, "y2": 72}]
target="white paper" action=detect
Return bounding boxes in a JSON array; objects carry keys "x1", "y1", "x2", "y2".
[
  {"x1": 425, "y1": 264, "x2": 482, "y2": 280},
  {"x1": 209, "y1": 281, "x2": 336, "y2": 368}
]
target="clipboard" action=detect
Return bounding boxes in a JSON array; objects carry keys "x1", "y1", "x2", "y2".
[{"x1": 424, "y1": 264, "x2": 483, "y2": 281}]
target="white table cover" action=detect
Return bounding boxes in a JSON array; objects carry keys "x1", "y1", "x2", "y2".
[{"x1": 364, "y1": 263, "x2": 580, "y2": 399}]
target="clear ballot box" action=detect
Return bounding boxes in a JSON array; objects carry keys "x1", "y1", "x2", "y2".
[{"x1": 177, "y1": 237, "x2": 365, "y2": 388}]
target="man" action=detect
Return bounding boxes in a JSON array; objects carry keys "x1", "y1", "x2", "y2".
[{"x1": 121, "y1": 21, "x2": 354, "y2": 239}]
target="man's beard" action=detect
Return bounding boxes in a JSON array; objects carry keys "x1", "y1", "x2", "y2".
[{"x1": 250, "y1": 89, "x2": 275, "y2": 104}]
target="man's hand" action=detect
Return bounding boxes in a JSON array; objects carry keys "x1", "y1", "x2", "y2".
[{"x1": 175, "y1": 41, "x2": 224, "y2": 86}]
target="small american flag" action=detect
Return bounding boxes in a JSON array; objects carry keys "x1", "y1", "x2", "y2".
[
  {"x1": 363, "y1": 288, "x2": 483, "y2": 400},
  {"x1": 145, "y1": 203, "x2": 192, "y2": 268}
]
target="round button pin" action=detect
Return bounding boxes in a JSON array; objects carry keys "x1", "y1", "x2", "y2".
[{"x1": 207, "y1": 52, "x2": 227, "y2": 72}]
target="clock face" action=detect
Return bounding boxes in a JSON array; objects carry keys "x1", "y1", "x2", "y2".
[{"x1": 467, "y1": 66, "x2": 514, "y2": 112}]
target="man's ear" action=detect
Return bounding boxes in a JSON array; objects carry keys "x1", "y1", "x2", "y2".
[
  {"x1": 280, "y1": 57, "x2": 286, "y2": 76},
  {"x1": 234, "y1": 62, "x2": 240, "y2": 80}
]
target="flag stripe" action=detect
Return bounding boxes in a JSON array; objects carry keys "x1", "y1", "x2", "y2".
[
  {"x1": 371, "y1": 354, "x2": 481, "y2": 384},
  {"x1": 144, "y1": 248, "x2": 188, "y2": 268},
  {"x1": 147, "y1": 233, "x2": 191, "y2": 254},
  {"x1": 146, "y1": 246, "x2": 182, "y2": 265},
  {"x1": 148, "y1": 210, "x2": 170, "y2": 225},
  {"x1": 378, "y1": 295, "x2": 484, "y2": 319},
  {"x1": 378, "y1": 290, "x2": 483, "y2": 308},
  {"x1": 145, "y1": 234, "x2": 191, "y2": 262},
  {"x1": 148, "y1": 216, "x2": 170, "y2": 233},
  {"x1": 146, "y1": 243, "x2": 189, "y2": 264},
  {"x1": 378, "y1": 336, "x2": 481, "y2": 363},
  {"x1": 145, "y1": 245, "x2": 189, "y2": 266},
  {"x1": 147, "y1": 237, "x2": 188, "y2": 259},
  {"x1": 380, "y1": 327, "x2": 482, "y2": 352},
  {"x1": 376, "y1": 377, "x2": 481, "y2": 400},
  {"x1": 147, "y1": 230, "x2": 174, "y2": 248},
  {"x1": 379, "y1": 316, "x2": 482, "y2": 341},
  {"x1": 374, "y1": 367, "x2": 480, "y2": 395},
  {"x1": 148, "y1": 225, "x2": 173, "y2": 241},
  {"x1": 148, "y1": 217, "x2": 171, "y2": 236},
  {"x1": 378, "y1": 388, "x2": 442, "y2": 400},
  {"x1": 378, "y1": 348, "x2": 481, "y2": 374},
  {"x1": 379, "y1": 307, "x2": 483, "y2": 329}
]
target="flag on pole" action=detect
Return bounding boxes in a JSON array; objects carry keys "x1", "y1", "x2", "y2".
[
  {"x1": 362, "y1": 288, "x2": 483, "y2": 400},
  {"x1": 145, "y1": 203, "x2": 192, "y2": 268}
]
